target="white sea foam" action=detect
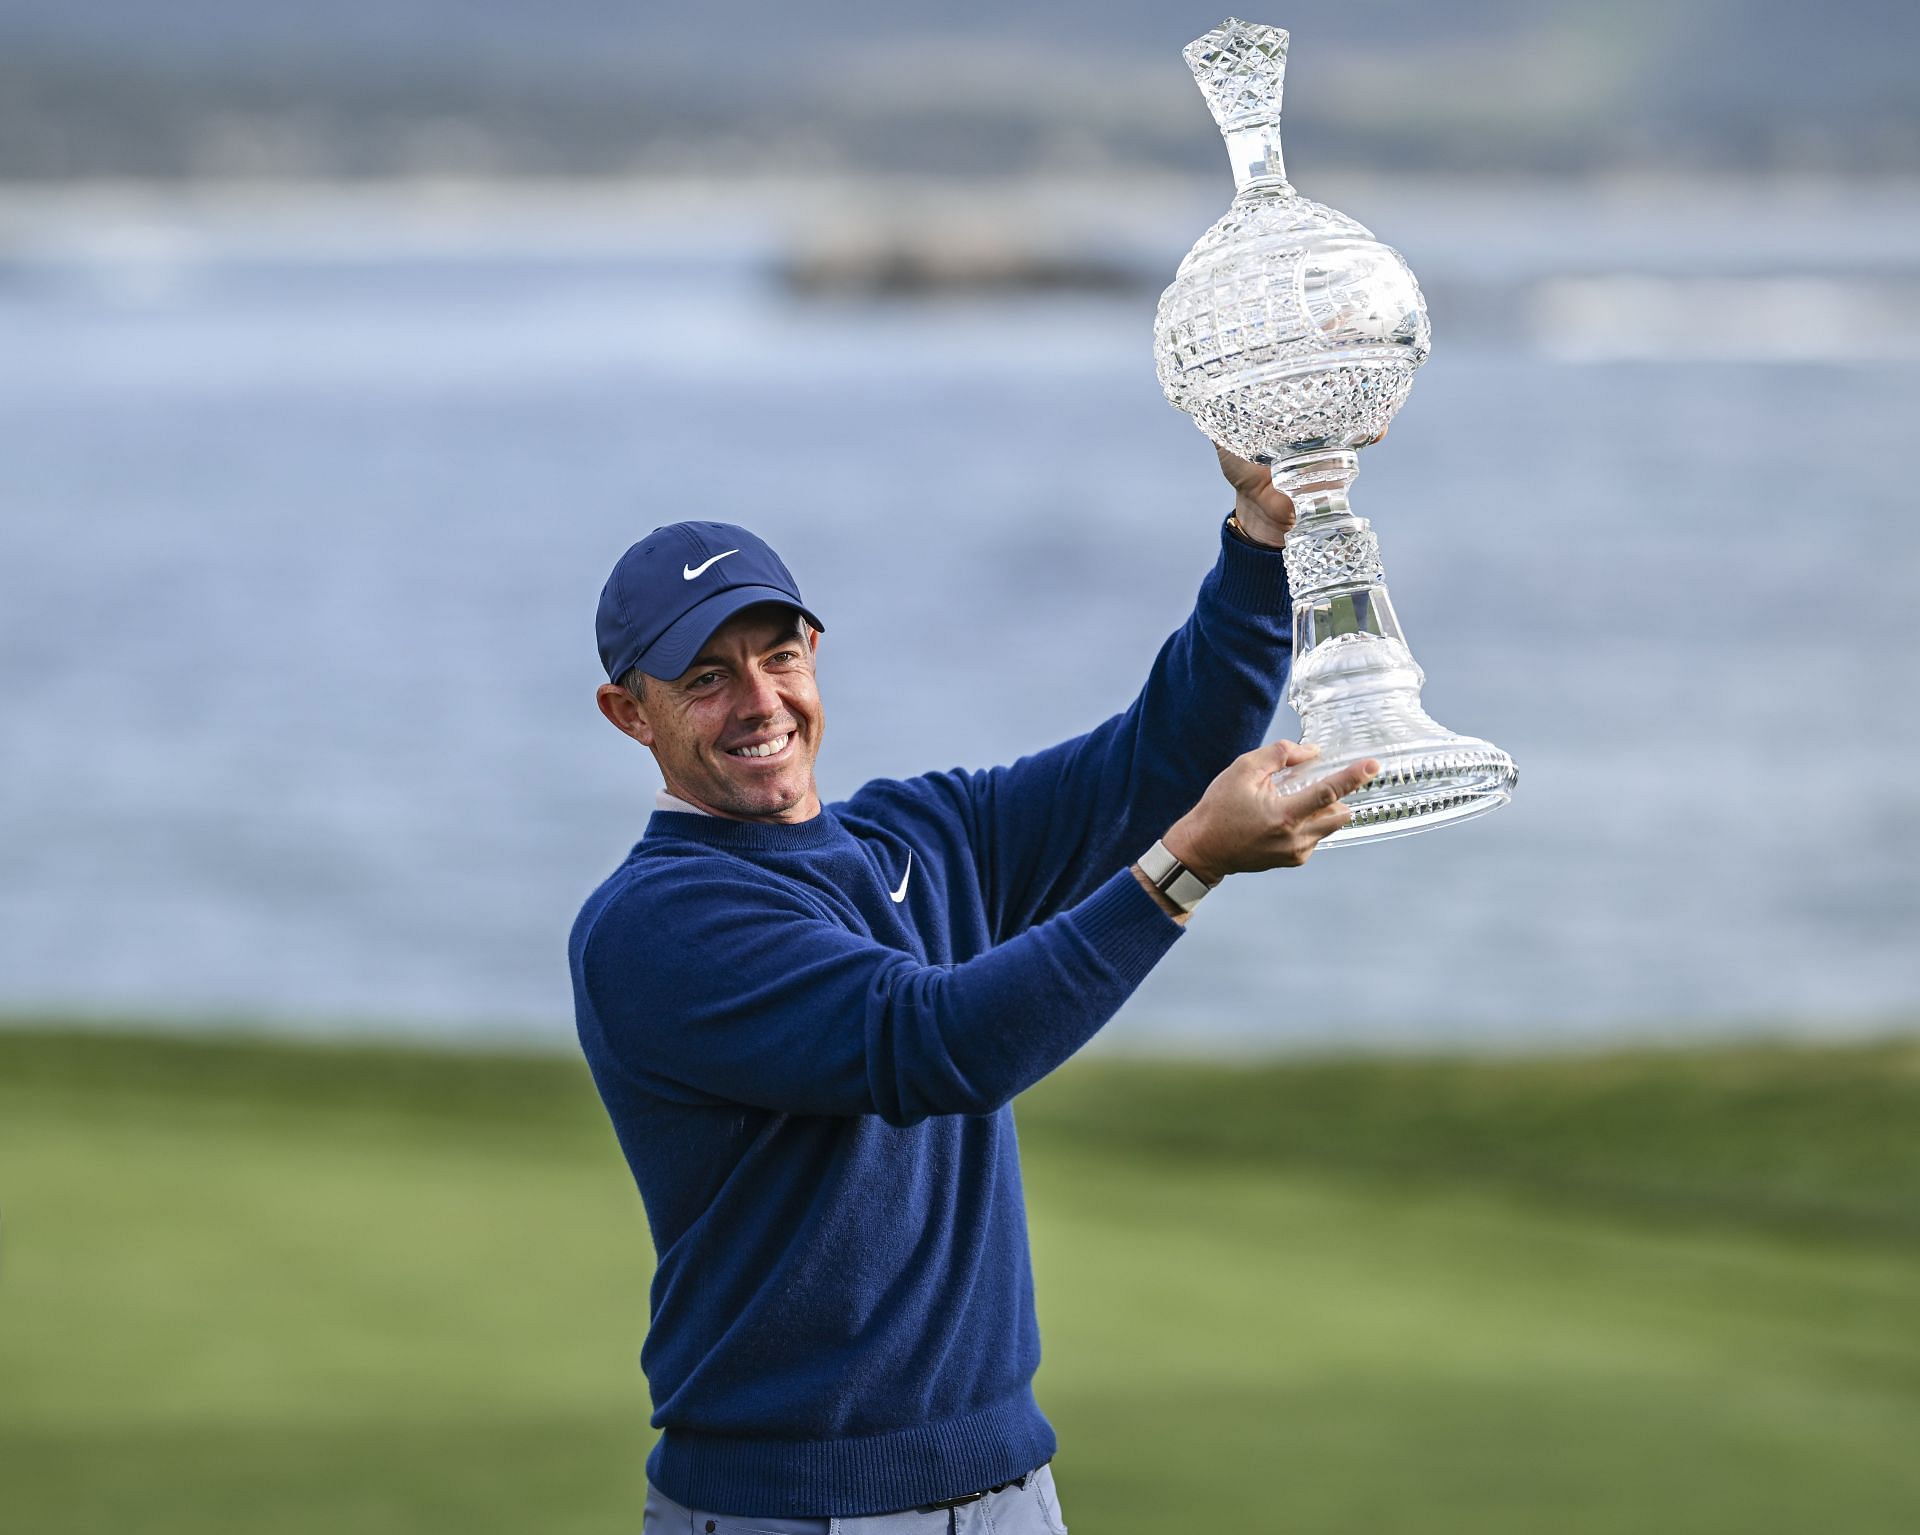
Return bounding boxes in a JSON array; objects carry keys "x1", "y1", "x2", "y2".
[{"x1": 1530, "y1": 275, "x2": 1920, "y2": 363}]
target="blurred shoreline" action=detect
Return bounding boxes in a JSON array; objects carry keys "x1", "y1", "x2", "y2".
[
  {"x1": 10, "y1": 172, "x2": 1919, "y2": 352},
  {"x1": 7, "y1": 1021, "x2": 1919, "y2": 1238},
  {"x1": 7, "y1": 169, "x2": 1920, "y2": 233},
  {"x1": 3, "y1": 1008, "x2": 1914, "y2": 1060}
]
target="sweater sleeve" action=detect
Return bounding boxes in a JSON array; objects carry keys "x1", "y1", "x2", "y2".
[
  {"x1": 956, "y1": 521, "x2": 1293, "y2": 940},
  {"x1": 578, "y1": 862, "x2": 1181, "y2": 1128}
]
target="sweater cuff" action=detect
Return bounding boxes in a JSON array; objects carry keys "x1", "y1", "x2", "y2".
[
  {"x1": 1214, "y1": 515, "x2": 1295, "y2": 616},
  {"x1": 1069, "y1": 866, "x2": 1186, "y2": 986}
]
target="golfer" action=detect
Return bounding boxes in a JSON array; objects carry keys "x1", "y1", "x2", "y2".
[{"x1": 568, "y1": 447, "x2": 1377, "y2": 1533}]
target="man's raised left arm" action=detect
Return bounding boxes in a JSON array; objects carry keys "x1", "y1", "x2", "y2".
[{"x1": 943, "y1": 446, "x2": 1315, "y2": 939}]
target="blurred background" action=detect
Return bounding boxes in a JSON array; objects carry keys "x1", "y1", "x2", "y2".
[{"x1": 1, "y1": 2, "x2": 1916, "y2": 1531}]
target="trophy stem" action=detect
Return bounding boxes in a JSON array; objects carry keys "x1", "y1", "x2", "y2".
[
  {"x1": 1273, "y1": 451, "x2": 1518, "y2": 845},
  {"x1": 1223, "y1": 124, "x2": 1289, "y2": 192},
  {"x1": 1270, "y1": 447, "x2": 1358, "y2": 510}
]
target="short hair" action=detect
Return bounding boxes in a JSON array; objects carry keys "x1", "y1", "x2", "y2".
[{"x1": 618, "y1": 612, "x2": 813, "y2": 703}]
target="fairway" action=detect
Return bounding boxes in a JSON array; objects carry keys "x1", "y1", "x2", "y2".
[{"x1": 2, "y1": 1029, "x2": 1917, "y2": 1533}]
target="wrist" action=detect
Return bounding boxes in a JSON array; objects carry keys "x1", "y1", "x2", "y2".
[
  {"x1": 1227, "y1": 505, "x2": 1290, "y2": 550},
  {"x1": 1131, "y1": 863, "x2": 1191, "y2": 925},
  {"x1": 1155, "y1": 820, "x2": 1227, "y2": 892}
]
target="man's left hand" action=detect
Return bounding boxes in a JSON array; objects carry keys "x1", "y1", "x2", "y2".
[
  {"x1": 1215, "y1": 445, "x2": 1295, "y2": 548},
  {"x1": 1214, "y1": 429, "x2": 1390, "y2": 549}
]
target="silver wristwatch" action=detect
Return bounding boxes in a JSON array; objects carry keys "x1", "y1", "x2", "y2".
[{"x1": 1137, "y1": 839, "x2": 1214, "y2": 914}]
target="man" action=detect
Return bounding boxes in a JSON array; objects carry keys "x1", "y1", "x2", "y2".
[{"x1": 568, "y1": 447, "x2": 1377, "y2": 1533}]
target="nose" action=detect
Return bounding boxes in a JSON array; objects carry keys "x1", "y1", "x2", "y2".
[{"x1": 735, "y1": 664, "x2": 782, "y2": 722}]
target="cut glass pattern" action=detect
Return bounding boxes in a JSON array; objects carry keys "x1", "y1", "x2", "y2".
[
  {"x1": 1282, "y1": 526, "x2": 1384, "y2": 595},
  {"x1": 1182, "y1": 19, "x2": 1289, "y2": 132}
]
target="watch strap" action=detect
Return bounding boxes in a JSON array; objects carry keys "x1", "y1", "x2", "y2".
[{"x1": 1137, "y1": 839, "x2": 1213, "y2": 914}]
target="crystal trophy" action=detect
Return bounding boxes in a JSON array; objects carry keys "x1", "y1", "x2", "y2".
[{"x1": 1154, "y1": 18, "x2": 1518, "y2": 844}]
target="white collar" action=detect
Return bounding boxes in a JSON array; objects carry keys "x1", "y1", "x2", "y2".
[{"x1": 654, "y1": 787, "x2": 716, "y2": 817}]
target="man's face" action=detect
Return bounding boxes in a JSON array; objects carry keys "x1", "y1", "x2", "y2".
[{"x1": 608, "y1": 604, "x2": 824, "y2": 824}]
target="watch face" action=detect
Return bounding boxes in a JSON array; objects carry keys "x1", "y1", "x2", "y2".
[{"x1": 1172, "y1": 872, "x2": 1210, "y2": 911}]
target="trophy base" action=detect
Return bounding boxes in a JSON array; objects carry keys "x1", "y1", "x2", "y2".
[{"x1": 1274, "y1": 735, "x2": 1518, "y2": 847}]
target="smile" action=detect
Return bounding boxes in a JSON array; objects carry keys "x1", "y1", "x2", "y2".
[{"x1": 726, "y1": 733, "x2": 792, "y2": 760}]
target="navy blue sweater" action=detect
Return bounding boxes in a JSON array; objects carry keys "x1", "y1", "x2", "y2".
[{"x1": 568, "y1": 524, "x2": 1293, "y2": 1518}]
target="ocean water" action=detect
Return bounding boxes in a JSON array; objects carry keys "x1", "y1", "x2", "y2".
[{"x1": 2, "y1": 183, "x2": 1915, "y2": 1053}]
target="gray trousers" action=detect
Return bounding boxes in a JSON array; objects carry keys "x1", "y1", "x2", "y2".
[{"x1": 642, "y1": 1462, "x2": 1069, "y2": 1535}]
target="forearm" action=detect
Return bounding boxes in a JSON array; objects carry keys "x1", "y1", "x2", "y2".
[
  {"x1": 869, "y1": 867, "x2": 1182, "y2": 1121},
  {"x1": 1092, "y1": 522, "x2": 1296, "y2": 851},
  {"x1": 970, "y1": 520, "x2": 1294, "y2": 934},
  {"x1": 585, "y1": 865, "x2": 1184, "y2": 1128}
]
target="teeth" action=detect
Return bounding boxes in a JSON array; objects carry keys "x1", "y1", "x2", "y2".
[{"x1": 730, "y1": 734, "x2": 789, "y2": 759}]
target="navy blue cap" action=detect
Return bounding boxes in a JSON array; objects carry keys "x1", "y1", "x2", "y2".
[{"x1": 596, "y1": 521, "x2": 824, "y2": 683}]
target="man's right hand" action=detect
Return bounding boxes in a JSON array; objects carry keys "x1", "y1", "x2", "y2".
[{"x1": 1159, "y1": 741, "x2": 1379, "y2": 884}]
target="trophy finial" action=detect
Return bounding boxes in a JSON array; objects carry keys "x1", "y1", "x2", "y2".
[{"x1": 1183, "y1": 18, "x2": 1290, "y2": 133}]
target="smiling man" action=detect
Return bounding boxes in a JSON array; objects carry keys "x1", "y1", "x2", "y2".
[{"x1": 568, "y1": 455, "x2": 1376, "y2": 1534}]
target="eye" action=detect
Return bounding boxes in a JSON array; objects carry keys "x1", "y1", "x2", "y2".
[{"x1": 689, "y1": 671, "x2": 723, "y2": 689}]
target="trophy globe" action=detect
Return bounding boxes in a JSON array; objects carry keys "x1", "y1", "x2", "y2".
[{"x1": 1155, "y1": 18, "x2": 1518, "y2": 844}]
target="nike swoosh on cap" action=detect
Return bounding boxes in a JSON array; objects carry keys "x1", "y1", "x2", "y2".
[
  {"x1": 682, "y1": 549, "x2": 740, "y2": 580},
  {"x1": 889, "y1": 851, "x2": 913, "y2": 904}
]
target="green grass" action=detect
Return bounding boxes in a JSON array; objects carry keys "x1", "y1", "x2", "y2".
[{"x1": 2, "y1": 1025, "x2": 1918, "y2": 1533}]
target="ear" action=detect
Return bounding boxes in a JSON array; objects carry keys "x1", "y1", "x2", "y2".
[{"x1": 596, "y1": 682, "x2": 656, "y2": 747}]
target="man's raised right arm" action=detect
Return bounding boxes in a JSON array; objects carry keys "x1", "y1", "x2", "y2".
[
  {"x1": 578, "y1": 746, "x2": 1376, "y2": 1124},
  {"x1": 576, "y1": 861, "x2": 1182, "y2": 1129}
]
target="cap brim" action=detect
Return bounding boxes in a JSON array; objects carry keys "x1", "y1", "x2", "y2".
[{"x1": 636, "y1": 585, "x2": 826, "y2": 681}]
